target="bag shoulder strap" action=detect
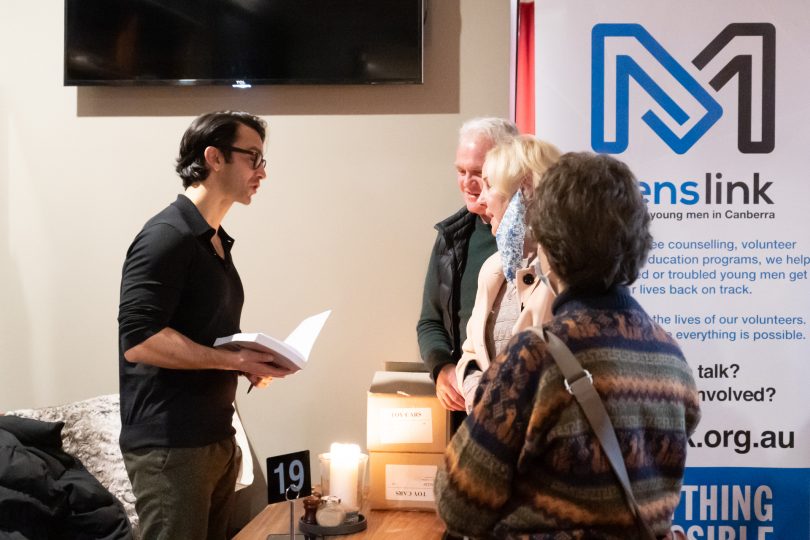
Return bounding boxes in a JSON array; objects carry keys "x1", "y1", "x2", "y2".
[{"x1": 527, "y1": 327, "x2": 657, "y2": 540}]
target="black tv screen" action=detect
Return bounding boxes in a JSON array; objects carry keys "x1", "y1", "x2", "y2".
[{"x1": 64, "y1": 0, "x2": 424, "y2": 86}]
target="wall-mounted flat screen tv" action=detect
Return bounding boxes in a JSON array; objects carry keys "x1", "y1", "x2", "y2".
[{"x1": 65, "y1": 0, "x2": 424, "y2": 86}]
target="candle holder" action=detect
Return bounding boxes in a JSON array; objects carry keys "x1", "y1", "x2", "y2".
[
  {"x1": 298, "y1": 513, "x2": 367, "y2": 537},
  {"x1": 299, "y1": 443, "x2": 368, "y2": 535},
  {"x1": 316, "y1": 446, "x2": 368, "y2": 515}
]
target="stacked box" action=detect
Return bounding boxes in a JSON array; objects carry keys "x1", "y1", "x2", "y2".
[{"x1": 366, "y1": 371, "x2": 449, "y2": 511}]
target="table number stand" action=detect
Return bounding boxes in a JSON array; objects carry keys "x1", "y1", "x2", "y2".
[
  {"x1": 265, "y1": 450, "x2": 311, "y2": 540},
  {"x1": 265, "y1": 486, "x2": 307, "y2": 540}
]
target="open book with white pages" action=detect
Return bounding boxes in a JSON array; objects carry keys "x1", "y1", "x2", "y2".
[{"x1": 214, "y1": 310, "x2": 331, "y2": 373}]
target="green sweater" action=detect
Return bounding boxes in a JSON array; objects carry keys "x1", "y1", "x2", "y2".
[
  {"x1": 435, "y1": 286, "x2": 701, "y2": 539},
  {"x1": 417, "y1": 210, "x2": 496, "y2": 379}
]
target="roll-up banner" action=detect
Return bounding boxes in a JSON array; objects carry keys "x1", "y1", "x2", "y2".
[{"x1": 535, "y1": 2, "x2": 809, "y2": 538}]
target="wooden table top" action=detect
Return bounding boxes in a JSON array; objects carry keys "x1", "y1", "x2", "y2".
[{"x1": 232, "y1": 498, "x2": 446, "y2": 539}]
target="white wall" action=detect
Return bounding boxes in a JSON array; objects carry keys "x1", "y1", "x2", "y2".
[{"x1": 0, "y1": 0, "x2": 511, "y2": 478}]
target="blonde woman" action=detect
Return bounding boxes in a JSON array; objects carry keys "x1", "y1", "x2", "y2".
[{"x1": 455, "y1": 135, "x2": 562, "y2": 412}]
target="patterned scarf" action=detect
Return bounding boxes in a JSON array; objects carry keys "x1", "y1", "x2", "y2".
[{"x1": 495, "y1": 190, "x2": 526, "y2": 284}]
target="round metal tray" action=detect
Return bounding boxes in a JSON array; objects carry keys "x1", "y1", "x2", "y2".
[{"x1": 298, "y1": 514, "x2": 368, "y2": 536}]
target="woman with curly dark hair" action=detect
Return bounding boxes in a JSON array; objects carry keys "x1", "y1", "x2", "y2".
[{"x1": 436, "y1": 152, "x2": 700, "y2": 540}]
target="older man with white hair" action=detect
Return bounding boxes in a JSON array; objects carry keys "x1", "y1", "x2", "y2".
[{"x1": 416, "y1": 118, "x2": 519, "y2": 421}]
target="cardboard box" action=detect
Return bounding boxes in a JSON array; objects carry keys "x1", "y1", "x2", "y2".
[
  {"x1": 367, "y1": 371, "x2": 450, "y2": 453},
  {"x1": 383, "y1": 361, "x2": 428, "y2": 373},
  {"x1": 368, "y1": 451, "x2": 444, "y2": 511}
]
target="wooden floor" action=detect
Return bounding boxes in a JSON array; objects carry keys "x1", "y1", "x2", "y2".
[{"x1": 233, "y1": 498, "x2": 446, "y2": 539}]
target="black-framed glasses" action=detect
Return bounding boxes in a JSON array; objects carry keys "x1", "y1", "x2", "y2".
[{"x1": 220, "y1": 145, "x2": 266, "y2": 170}]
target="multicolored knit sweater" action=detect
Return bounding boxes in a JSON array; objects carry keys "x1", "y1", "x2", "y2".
[{"x1": 435, "y1": 286, "x2": 701, "y2": 540}]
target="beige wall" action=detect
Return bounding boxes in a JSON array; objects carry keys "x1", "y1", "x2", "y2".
[{"x1": 0, "y1": 0, "x2": 511, "y2": 477}]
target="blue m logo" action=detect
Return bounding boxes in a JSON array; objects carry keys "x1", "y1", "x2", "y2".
[{"x1": 591, "y1": 23, "x2": 774, "y2": 154}]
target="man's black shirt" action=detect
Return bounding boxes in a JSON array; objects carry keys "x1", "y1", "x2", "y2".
[{"x1": 118, "y1": 195, "x2": 244, "y2": 451}]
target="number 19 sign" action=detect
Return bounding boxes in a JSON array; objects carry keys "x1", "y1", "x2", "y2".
[{"x1": 266, "y1": 450, "x2": 312, "y2": 504}]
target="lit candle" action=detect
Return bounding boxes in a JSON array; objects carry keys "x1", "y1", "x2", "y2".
[{"x1": 329, "y1": 443, "x2": 360, "y2": 512}]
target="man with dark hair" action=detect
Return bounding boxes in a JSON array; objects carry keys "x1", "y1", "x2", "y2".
[{"x1": 118, "y1": 111, "x2": 292, "y2": 539}]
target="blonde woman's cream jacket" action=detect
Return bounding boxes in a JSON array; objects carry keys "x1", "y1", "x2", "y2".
[{"x1": 455, "y1": 251, "x2": 556, "y2": 389}]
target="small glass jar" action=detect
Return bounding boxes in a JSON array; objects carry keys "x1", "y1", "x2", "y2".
[{"x1": 315, "y1": 495, "x2": 346, "y2": 527}]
